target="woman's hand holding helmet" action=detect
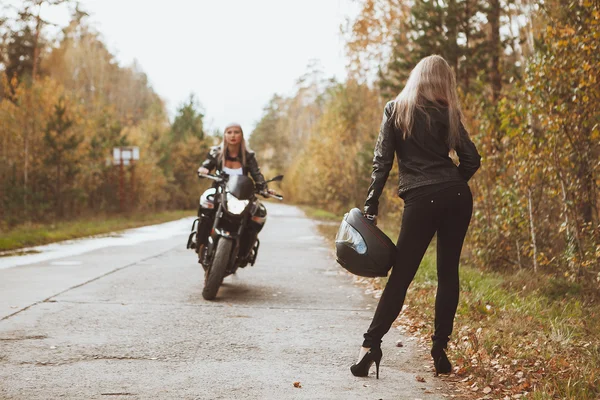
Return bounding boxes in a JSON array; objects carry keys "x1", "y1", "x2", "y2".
[{"x1": 364, "y1": 213, "x2": 378, "y2": 226}]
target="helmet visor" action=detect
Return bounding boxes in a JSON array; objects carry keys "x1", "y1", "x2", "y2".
[{"x1": 335, "y1": 220, "x2": 367, "y2": 254}]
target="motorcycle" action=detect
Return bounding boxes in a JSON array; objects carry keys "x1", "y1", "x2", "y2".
[{"x1": 186, "y1": 171, "x2": 284, "y2": 300}]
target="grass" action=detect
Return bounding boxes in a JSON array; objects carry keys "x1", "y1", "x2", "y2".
[
  {"x1": 0, "y1": 210, "x2": 195, "y2": 252},
  {"x1": 307, "y1": 206, "x2": 600, "y2": 400},
  {"x1": 397, "y1": 251, "x2": 600, "y2": 399},
  {"x1": 300, "y1": 206, "x2": 341, "y2": 221}
]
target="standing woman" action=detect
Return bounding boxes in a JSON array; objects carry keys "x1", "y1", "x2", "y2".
[{"x1": 351, "y1": 55, "x2": 481, "y2": 378}]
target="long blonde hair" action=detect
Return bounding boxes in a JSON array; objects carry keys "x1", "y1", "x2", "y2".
[
  {"x1": 394, "y1": 55, "x2": 463, "y2": 150},
  {"x1": 219, "y1": 123, "x2": 247, "y2": 168}
]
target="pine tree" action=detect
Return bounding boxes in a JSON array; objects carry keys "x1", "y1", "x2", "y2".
[
  {"x1": 43, "y1": 98, "x2": 82, "y2": 218},
  {"x1": 379, "y1": 0, "x2": 490, "y2": 96},
  {"x1": 378, "y1": 30, "x2": 412, "y2": 99},
  {"x1": 4, "y1": 25, "x2": 37, "y2": 84},
  {"x1": 170, "y1": 94, "x2": 204, "y2": 142}
]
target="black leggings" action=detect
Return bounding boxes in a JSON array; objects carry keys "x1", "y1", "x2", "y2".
[{"x1": 362, "y1": 184, "x2": 473, "y2": 348}]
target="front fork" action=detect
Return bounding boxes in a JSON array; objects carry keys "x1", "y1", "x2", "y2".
[
  {"x1": 211, "y1": 214, "x2": 248, "y2": 272},
  {"x1": 195, "y1": 196, "x2": 253, "y2": 272},
  {"x1": 186, "y1": 218, "x2": 199, "y2": 250}
]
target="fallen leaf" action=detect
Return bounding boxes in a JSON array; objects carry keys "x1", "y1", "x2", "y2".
[
  {"x1": 416, "y1": 376, "x2": 426, "y2": 382},
  {"x1": 483, "y1": 386, "x2": 492, "y2": 394},
  {"x1": 293, "y1": 382, "x2": 302, "y2": 388},
  {"x1": 515, "y1": 371, "x2": 524, "y2": 379},
  {"x1": 396, "y1": 340, "x2": 404, "y2": 347}
]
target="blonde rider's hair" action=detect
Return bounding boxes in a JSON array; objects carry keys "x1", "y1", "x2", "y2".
[{"x1": 394, "y1": 55, "x2": 464, "y2": 149}]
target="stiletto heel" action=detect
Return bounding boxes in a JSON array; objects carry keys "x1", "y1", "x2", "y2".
[
  {"x1": 431, "y1": 346, "x2": 452, "y2": 375},
  {"x1": 350, "y1": 347, "x2": 383, "y2": 378}
]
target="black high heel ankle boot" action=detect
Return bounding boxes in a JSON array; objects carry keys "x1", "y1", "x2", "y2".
[
  {"x1": 431, "y1": 344, "x2": 452, "y2": 375},
  {"x1": 350, "y1": 347, "x2": 383, "y2": 379}
]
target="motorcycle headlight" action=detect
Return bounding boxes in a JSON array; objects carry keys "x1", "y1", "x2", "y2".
[{"x1": 226, "y1": 193, "x2": 249, "y2": 215}]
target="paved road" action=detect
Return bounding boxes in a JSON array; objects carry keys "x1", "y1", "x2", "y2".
[{"x1": 0, "y1": 204, "x2": 449, "y2": 399}]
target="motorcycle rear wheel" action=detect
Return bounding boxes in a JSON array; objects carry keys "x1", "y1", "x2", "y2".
[{"x1": 202, "y1": 237, "x2": 233, "y2": 300}]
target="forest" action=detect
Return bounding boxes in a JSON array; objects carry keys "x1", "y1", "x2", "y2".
[
  {"x1": 250, "y1": 0, "x2": 599, "y2": 284},
  {"x1": 0, "y1": 0, "x2": 212, "y2": 228}
]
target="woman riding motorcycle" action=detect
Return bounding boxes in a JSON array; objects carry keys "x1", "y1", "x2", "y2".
[{"x1": 195, "y1": 122, "x2": 272, "y2": 265}]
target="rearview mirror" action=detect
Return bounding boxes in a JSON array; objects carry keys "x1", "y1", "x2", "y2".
[{"x1": 269, "y1": 175, "x2": 284, "y2": 183}]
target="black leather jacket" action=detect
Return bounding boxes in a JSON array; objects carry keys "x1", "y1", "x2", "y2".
[
  {"x1": 201, "y1": 145, "x2": 267, "y2": 189},
  {"x1": 364, "y1": 101, "x2": 481, "y2": 215}
]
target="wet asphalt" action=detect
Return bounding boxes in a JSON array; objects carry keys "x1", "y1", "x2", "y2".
[{"x1": 0, "y1": 203, "x2": 449, "y2": 399}]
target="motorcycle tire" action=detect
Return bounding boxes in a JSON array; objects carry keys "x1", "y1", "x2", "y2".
[{"x1": 202, "y1": 237, "x2": 233, "y2": 300}]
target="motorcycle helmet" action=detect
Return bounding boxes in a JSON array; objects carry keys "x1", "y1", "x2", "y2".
[{"x1": 335, "y1": 208, "x2": 395, "y2": 277}]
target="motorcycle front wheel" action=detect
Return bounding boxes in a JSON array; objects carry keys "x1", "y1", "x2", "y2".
[{"x1": 202, "y1": 237, "x2": 233, "y2": 300}]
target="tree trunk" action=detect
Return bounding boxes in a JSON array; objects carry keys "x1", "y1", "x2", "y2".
[
  {"x1": 528, "y1": 188, "x2": 538, "y2": 273},
  {"x1": 23, "y1": 2, "x2": 43, "y2": 221},
  {"x1": 489, "y1": 0, "x2": 502, "y2": 102},
  {"x1": 447, "y1": 0, "x2": 459, "y2": 73},
  {"x1": 57, "y1": 155, "x2": 62, "y2": 218},
  {"x1": 24, "y1": 106, "x2": 29, "y2": 220},
  {"x1": 574, "y1": 134, "x2": 598, "y2": 227},
  {"x1": 516, "y1": 239, "x2": 522, "y2": 270},
  {"x1": 32, "y1": 5, "x2": 43, "y2": 81},
  {"x1": 560, "y1": 178, "x2": 585, "y2": 264},
  {"x1": 463, "y1": 0, "x2": 470, "y2": 91}
]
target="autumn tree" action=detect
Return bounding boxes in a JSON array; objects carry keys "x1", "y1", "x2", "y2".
[
  {"x1": 0, "y1": 4, "x2": 193, "y2": 224},
  {"x1": 250, "y1": 62, "x2": 329, "y2": 175},
  {"x1": 250, "y1": 94, "x2": 290, "y2": 173},
  {"x1": 343, "y1": 0, "x2": 411, "y2": 80}
]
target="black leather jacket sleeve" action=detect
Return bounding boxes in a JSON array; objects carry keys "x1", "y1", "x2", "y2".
[
  {"x1": 456, "y1": 123, "x2": 481, "y2": 182},
  {"x1": 200, "y1": 146, "x2": 219, "y2": 171},
  {"x1": 364, "y1": 103, "x2": 396, "y2": 216},
  {"x1": 247, "y1": 151, "x2": 267, "y2": 190}
]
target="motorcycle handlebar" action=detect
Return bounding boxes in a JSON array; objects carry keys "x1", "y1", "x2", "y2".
[
  {"x1": 198, "y1": 173, "x2": 283, "y2": 201},
  {"x1": 259, "y1": 191, "x2": 284, "y2": 201},
  {"x1": 198, "y1": 172, "x2": 224, "y2": 182}
]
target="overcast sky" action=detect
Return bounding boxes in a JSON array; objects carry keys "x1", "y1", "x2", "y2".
[{"x1": 30, "y1": 0, "x2": 359, "y2": 134}]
